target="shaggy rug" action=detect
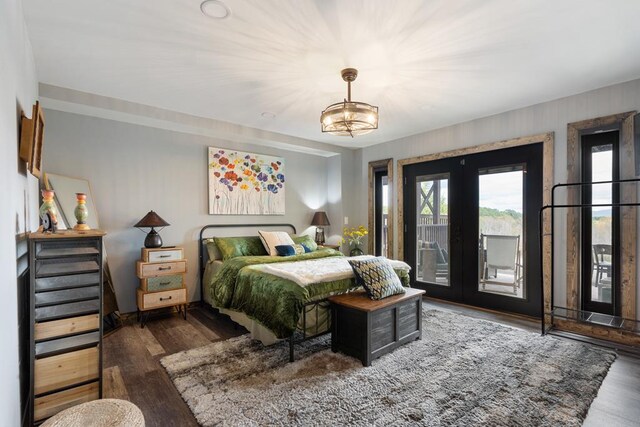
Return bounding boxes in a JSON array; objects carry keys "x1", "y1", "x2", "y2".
[{"x1": 161, "y1": 310, "x2": 615, "y2": 426}]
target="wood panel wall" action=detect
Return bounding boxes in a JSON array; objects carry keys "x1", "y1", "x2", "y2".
[
  {"x1": 565, "y1": 112, "x2": 637, "y2": 321},
  {"x1": 367, "y1": 159, "x2": 393, "y2": 256}
]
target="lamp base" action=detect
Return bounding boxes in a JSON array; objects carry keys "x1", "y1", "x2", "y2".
[
  {"x1": 144, "y1": 228, "x2": 163, "y2": 248},
  {"x1": 315, "y1": 227, "x2": 325, "y2": 245}
]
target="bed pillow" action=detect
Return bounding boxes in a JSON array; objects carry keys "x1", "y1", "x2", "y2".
[
  {"x1": 213, "y1": 236, "x2": 268, "y2": 260},
  {"x1": 258, "y1": 230, "x2": 295, "y2": 256},
  {"x1": 205, "y1": 238, "x2": 223, "y2": 260},
  {"x1": 348, "y1": 257, "x2": 406, "y2": 300},
  {"x1": 275, "y1": 244, "x2": 310, "y2": 257},
  {"x1": 291, "y1": 234, "x2": 318, "y2": 252}
]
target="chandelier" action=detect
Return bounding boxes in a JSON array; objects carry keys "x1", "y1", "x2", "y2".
[{"x1": 320, "y1": 68, "x2": 378, "y2": 137}]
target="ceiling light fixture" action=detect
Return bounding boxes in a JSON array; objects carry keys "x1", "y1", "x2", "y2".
[
  {"x1": 320, "y1": 68, "x2": 378, "y2": 138},
  {"x1": 261, "y1": 112, "x2": 276, "y2": 119},
  {"x1": 200, "y1": 0, "x2": 231, "y2": 19}
]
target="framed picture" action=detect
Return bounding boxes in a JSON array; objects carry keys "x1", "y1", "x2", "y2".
[
  {"x1": 19, "y1": 101, "x2": 45, "y2": 178},
  {"x1": 208, "y1": 147, "x2": 285, "y2": 215}
]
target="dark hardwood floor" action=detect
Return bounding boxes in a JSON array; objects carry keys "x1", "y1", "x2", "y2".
[{"x1": 103, "y1": 300, "x2": 640, "y2": 426}]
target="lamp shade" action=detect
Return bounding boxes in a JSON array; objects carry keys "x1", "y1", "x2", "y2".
[
  {"x1": 311, "y1": 211, "x2": 330, "y2": 227},
  {"x1": 134, "y1": 210, "x2": 170, "y2": 228}
]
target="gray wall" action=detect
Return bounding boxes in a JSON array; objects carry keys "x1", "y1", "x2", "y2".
[
  {"x1": 43, "y1": 110, "x2": 348, "y2": 313},
  {"x1": 356, "y1": 78, "x2": 640, "y2": 316},
  {"x1": 0, "y1": 1, "x2": 39, "y2": 424}
]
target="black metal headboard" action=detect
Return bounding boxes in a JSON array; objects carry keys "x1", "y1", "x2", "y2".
[{"x1": 198, "y1": 223, "x2": 297, "y2": 302}]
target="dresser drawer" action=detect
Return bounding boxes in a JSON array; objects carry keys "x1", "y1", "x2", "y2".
[
  {"x1": 36, "y1": 331, "x2": 100, "y2": 358},
  {"x1": 35, "y1": 299, "x2": 100, "y2": 322},
  {"x1": 35, "y1": 286, "x2": 99, "y2": 307},
  {"x1": 143, "y1": 247, "x2": 184, "y2": 262},
  {"x1": 36, "y1": 257, "x2": 100, "y2": 278},
  {"x1": 138, "y1": 288, "x2": 186, "y2": 310},
  {"x1": 142, "y1": 274, "x2": 184, "y2": 292},
  {"x1": 35, "y1": 272, "x2": 101, "y2": 292},
  {"x1": 34, "y1": 381, "x2": 99, "y2": 421},
  {"x1": 34, "y1": 347, "x2": 99, "y2": 395},
  {"x1": 35, "y1": 314, "x2": 100, "y2": 341},
  {"x1": 35, "y1": 238, "x2": 100, "y2": 259},
  {"x1": 137, "y1": 260, "x2": 186, "y2": 278}
]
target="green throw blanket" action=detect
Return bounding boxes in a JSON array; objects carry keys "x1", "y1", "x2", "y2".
[{"x1": 209, "y1": 249, "x2": 410, "y2": 338}]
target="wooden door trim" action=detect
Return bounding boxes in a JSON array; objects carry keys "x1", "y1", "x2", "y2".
[
  {"x1": 566, "y1": 111, "x2": 636, "y2": 320},
  {"x1": 396, "y1": 132, "x2": 554, "y2": 314},
  {"x1": 368, "y1": 158, "x2": 394, "y2": 256}
]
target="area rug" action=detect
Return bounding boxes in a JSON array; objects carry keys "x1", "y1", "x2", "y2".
[{"x1": 161, "y1": 310, "x2": 615, "y2": 426}]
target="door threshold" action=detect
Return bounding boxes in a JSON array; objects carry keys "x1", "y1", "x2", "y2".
[{"x1": 423, "y1": 295, "x2": 540, "y2": 323}]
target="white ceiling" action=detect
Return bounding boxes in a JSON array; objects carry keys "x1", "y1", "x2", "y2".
[{"x1": 22, "y1": 0, "x2": 640, "y2": 148}]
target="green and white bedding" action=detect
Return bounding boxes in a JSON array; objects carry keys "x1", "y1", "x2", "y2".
[{"x1": 205, "y1": 248, "x2": 410, "y2": 339}]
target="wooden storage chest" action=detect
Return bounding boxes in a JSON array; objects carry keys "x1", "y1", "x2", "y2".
[{"x1": 329, "y1": 288, "x2": 425, "y2": 366}]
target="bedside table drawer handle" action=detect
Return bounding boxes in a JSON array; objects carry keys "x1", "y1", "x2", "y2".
[
  {"x1": 159, "y1": 296, "x2": 172, "y2": 301},
  {"x1": 159, "y1": 282, "x2": 170, "y2": 286},
  {"x1": 159, "y1": 255, "x2": 171, "y2": 258},
  {"x1": 158, "y1": 266, "x2": 172, "y2": 271}
]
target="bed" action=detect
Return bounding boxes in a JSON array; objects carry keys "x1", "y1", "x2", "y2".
[{"x1": 199, "y1": 224, "x2": 410, "y2": 361}]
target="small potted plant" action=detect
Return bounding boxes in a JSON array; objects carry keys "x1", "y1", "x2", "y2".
[{"x1": 342, "y1": 225, "x2": 368, "y2": 256}]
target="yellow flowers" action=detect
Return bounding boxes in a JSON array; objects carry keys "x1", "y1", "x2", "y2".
[{"x1": 342, "y1": 225, "x2": 368, "y2": 246}]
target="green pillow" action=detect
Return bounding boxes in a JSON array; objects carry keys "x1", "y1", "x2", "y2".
[
  {"x1": 205, "y1": 239, "x2": 222, "y2": 260},
  {"x1": 213, "y1": 236, "x2": 268, "y2": 260},
  {"x1": 291, "y1": 234, "x2": 318, "y2": 252}
]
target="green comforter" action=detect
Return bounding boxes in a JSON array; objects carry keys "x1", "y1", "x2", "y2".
[{"x1": 209, "y1": 249, "x2": 410, "y2": 338}]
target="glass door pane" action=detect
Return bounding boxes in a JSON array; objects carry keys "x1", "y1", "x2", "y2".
[
  {"x1": 416, "y1": 174, "x2": 450, "y2": 286},
  {"x1": 381, "y1": 176, "x2": 389, "y2": 258},
  {"x1": 477, "y1": 166, "x2": 525, "y2": 298},
  {"x1": 589, "y1": 145, "x2": 613, "y2": 304}
]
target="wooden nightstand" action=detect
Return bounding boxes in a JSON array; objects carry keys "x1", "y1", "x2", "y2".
[
  {"x1": 136, "y1": 247, "x2": 187, "y2": 328},
  {"x1": 320, "y1": 243, "x2": 341, "y2": 251}
]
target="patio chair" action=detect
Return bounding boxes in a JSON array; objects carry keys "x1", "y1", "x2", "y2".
[
  {"x1": 592, "y1": 244, "x2": 612, "y2": 285},
  {"x1": 420, "y1": 241, "x2": 449, "y2": 283},
  {"x1": 480, "y1": 234, "x2": 522, "y2": 294}
]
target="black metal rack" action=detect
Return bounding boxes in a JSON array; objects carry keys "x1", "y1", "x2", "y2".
[{"x1": 538, "y1": 177, "x2": 640, "y2": 337}]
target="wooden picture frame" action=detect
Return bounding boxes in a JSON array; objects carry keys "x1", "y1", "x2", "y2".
[{"x1": 19, "y1": 101, "x2": 45, "y2": 178}]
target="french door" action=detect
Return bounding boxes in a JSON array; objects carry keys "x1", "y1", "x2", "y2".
[{"x1": 403, "y1": 144, "x2": 543, "y2": 317}]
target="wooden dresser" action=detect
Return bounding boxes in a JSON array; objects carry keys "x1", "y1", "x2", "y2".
[
  {"x1": 136, "y1": 247, "x2": 187, "y2": 327},
  {"x1": 28, "y1": 230, "x2": 105, "y2": 424}
]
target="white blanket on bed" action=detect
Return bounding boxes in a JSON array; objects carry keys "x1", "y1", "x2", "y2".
[{"x1": 255, "y1": 255, "x2": 411, "y2": 287}]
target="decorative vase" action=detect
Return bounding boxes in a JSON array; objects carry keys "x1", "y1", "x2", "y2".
[
  {"x1": 349, "y1": 245, "x2": 364, "y2": 257},
  {"x1": 73, "y1": 192, "x2": 91, "y2": 231},
  {"x1": 39, "y1": 189, "x2": 58, "y2": 232}
]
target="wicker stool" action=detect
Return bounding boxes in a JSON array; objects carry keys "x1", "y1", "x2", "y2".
[{"x1": 41, "y1": 399, "x2": 145, "y2": 427}]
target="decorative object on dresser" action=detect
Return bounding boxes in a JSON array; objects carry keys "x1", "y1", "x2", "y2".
[
  {"x1": 310, "y1": 211, "x2": 330, "y2": 245},
  {"x1": 43, "y1": 173, "x2": 121, "y2": 329},
  {"x1": 329, "y1": 287, "x2": 424, "y2": 366},
  {"x1": 19, "y1": 100, "x2": 45, "y2": 177},
  {"x1": 134, "y1": 211, "x2": 170, "y2": 249},
  {"x1": 39, "y1": 189, "x2": 59, "y2": 233},
  {"x1": 136, "y1": 246, "x2": 187, "y2": 328},
  {"x1": 208, "y1": 147, "x2": 286, "y2": 215},
  {"x1": 73, "y1": 193, "x2": 90, "y2": 231},
  {"x1": 28, "y1": 229, "x2": 105, "y2": 424}
]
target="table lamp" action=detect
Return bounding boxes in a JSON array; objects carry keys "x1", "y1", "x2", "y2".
[
  {"x1": 134, "y1": 210, "x2": 170, "y2": 248},
  {"x1": 311, "y1": 211, "x2": 330, "y2": 245}
]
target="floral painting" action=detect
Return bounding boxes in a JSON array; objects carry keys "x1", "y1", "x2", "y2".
[{"x1": 208, "y1": 147, "x2": 285, "y2": 215}]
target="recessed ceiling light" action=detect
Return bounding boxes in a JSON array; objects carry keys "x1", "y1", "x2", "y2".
[
  {"x1": 200, "y1": 0, "x2": 231, "y2": 19},
  {"x1": 261, "y1": 112, "x2": 276, "y2": 119}
]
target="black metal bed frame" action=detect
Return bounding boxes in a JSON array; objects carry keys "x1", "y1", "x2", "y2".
[
  {"x1": 198, "y1": 224, "x2": 333, "y2": 362},
  {"x1": 538, "y1": 177, "x2": 640, "y2": 336}
]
